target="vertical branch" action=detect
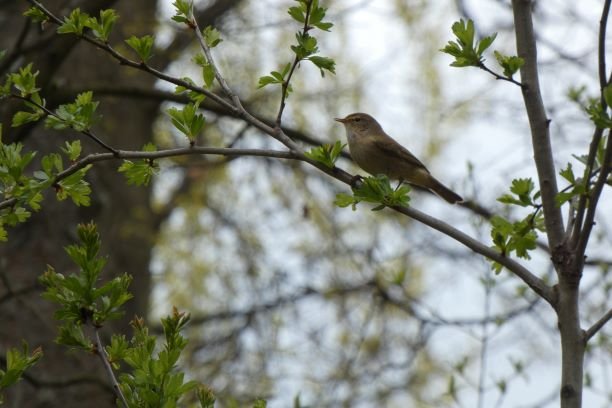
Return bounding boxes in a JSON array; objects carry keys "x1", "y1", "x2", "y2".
[
  {"x1": 575, "y1": 132, "x2": 612, "y2": 263},
  {"x1": 570, "y1": 0, "x2": 611, "y2": 251},
  {"x1": 275, "y1": 0, "x2": 314, "y2": 128},
  {"x1": 511, "y1": 0, "x2": 565, "y2": 251},
  {"x1": 512, "y1": 2, "x2": 585, "y2": 408}
]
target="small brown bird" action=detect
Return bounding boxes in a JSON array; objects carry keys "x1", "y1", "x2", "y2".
[{"x1": 335, "y1": 112, "x2": 463, "y2": 204}]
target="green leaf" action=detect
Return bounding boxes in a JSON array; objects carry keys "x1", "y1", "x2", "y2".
[
  {"x1": 85, "y1": 9, "x2": 118, "y2": 41},
  {"x1": 172, "y1": 0, "x2": 192, "y2": 21},
  {"x1": 308, "y1": 56, "x2": 336, "y2": 76},
  {"x1": 44, "y1": 91, "x2": 99, "y2": 132},
  {"x1": 0, "y1": 343, "x2": 42, "y2": 390},
  {"x1": 23, "y1": 7, "x2": 48, "y2": 23},
  {"x1": 57, "y1": 8, "x2": 89, "y2": 35},
  {"x1": 11, "y1": 110, "x2": 44, "y2": 127},
  {"x1": 497, "y1": 178, "x2": 536, "y2": 207},
  {"x1": 174, "y1": 77, "x2": 206, "y2": 105},
  {"x1": 125, "y1": 35, "x2": 155, "y2": 62},
  {"x1": 167, "y1": 104, "x2": 205, "y2": 140},
  {"x1": 440, "y1": 19, "x2": 497, "y2": 68},
  {"x1": 197, "y1": 386, "x2": 216, "y2": 408},
  {"x1": 494, "y1": 51, "x2": 524, "y2": 78},
  {"x1": 55, "y1": 324, "x2": 92, "y2": 349},
  {"x1": 477, "y1": 33, "x2": 497, "y2": 55},
  {"x1": 118, "y1": 144, "x2": 159, "y2": 186},
  {"x1": 56, "y1": 165, "x2": 92, "y2": 206},
  {"x1": 9, "y1": 64, "x2": 40, "y2": 96},
  {"x1": 335, "y1": 175, "x2": 411, "y2": 211},
  {"x1": 304, "y1": 141, "x2": 345, "y2": 168},
  {"x1": 202, "y1": 26, "x2": 223, "y2": 48},
  {"x1": 192, "y1": 54, "x2": 215, "y2": 88},
  {"x1": 603, "y1": 84, "x2": 612, "y2": 108},
  {"x1": 253, "y1": 399, "x2": 267, "y2": 408},
  {"x1": 288, "y1": 6, "x2": 305, "y2": 23},
  {"x1": 61, "y1": 140, "x2": 82, "y2": 161},
  {"x1": 258, "y1": 63, "x2": 293, "y2": 90},
  {"x1": 586, "y1": 100, "x2": 612, "y2": 128}
]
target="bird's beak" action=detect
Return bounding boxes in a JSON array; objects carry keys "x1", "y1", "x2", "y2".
[{"x1": 334, "y1": 117, "x2": 347, "y2": 123}]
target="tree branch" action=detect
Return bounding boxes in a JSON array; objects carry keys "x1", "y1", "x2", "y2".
[
  {"x1": 94, "y1": 328, "x2": 129, "y2": 408},
  {"x1": 584, "y1": 307, "x2": 612, "y2": 342},
  {"x1": 512, "y1": 0, "x2": 565, "y2": 251},
  {"x1": 0, "y1": 146, "x2": 299, "y2": 211},
  {"x1": 191, "y1": 8, "x2": 243, "y2": 110},
  {"x1": 392, "y1": 204, "x2": 555, "y2": 305},
  {"x1": 575, "y1": 130, "x2": 612, "y2": 266}
]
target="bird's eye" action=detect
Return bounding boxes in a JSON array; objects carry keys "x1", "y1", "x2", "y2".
[{"x1": 354, "y1": 117, "x2": 361, "y2": 122}]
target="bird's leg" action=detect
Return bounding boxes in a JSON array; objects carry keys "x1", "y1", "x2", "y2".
[{"x1": 350, "y1": 174, "x2": 364, "y2": 188}]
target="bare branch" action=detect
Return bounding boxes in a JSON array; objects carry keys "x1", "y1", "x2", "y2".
[
  {"x1": 575, "y1": 131, "x2": 612, "y2": 265},
  {"x1": 274, "y1": 0, "x2": 315, "y2": 128},
  {"x1": 392, "y1": 205, "x2": 554, "y2": 305},
  {"x1": 191, "y1": 9, "x2": 243, "y2": 109},
  {"x1": 94, "y1": 328, "x2": 129, "y2": 408},
  {"x1": 478, "y1": 62, "x2": 524, "y2": 87},
  {"x1": 584, "y1": 307, "x2": 612, "y2": 342}
]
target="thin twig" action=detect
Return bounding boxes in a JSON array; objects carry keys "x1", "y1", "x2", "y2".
[
  {"x1": 574, "y1": 130, "x2": 612, "y2": 266},
  {"x1": 190, "y1": 7, "x2": 243, "y2": 110},
  {"x1": 275, "y1": 0, "x2": 314, "y2": 128},
  {"x1": 584, "y1": 307, "x2": 612, "y2": 342},
  {"x1": 570, "y1": 0, "x2": 611, "y2": 248},
  {"x1": 478, "y1": 63, "x2": 524, "y2": 88},
  {"x1": 10, "y1": 93, "x2": 119, "y2": 154},
  {"x1": 94, "y1": 328, "x2": 129, "y2": 408}
]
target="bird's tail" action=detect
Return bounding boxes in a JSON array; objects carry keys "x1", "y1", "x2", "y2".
[{"x1": 427, "y1": 177, "x2": 463, "y2": 204}]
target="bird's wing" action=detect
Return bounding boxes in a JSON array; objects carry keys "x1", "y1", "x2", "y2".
[{"x1": 372, "y1": 138, "x2": 430, "y2": 172}]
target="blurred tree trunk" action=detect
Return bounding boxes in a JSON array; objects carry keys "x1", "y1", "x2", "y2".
[
  {"x1": 0, "y1": 0, "x2": 244, "y2": 404},
  {"x1": 0, "y1": 1, "x2": 156, "y2": 406}
]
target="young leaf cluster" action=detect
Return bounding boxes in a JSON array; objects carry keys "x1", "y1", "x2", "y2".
[
  {"x1": 0, "y1": 343, "x2": 43, "y2": 404},
  {"x1": 258, "y1": 0, "x2": 335, "y2": 95},
  {"x1": 118, "y1": 143, "x2": 159, "y2": 186},
  {"x1": 109, "y1": 312, "x2": 200, "y2": 407},
  {"x1": 335, "y1": 175, "x2": 411, "y2": 211},
  {"x1": 167, "y1": 104, "x2": 205, "y2": 143},
  {"x1": 440, "y1": 19, "x2": 496, "y2": 67},
  {"x1": 304, "y1": 141, "x2": 345, "y2": 168},
  {"x1": 0, "y1": 136, "x2": 40, "y2": 239},
  {"x1": 441, "y1": 19, "x2": 524, "y2": 81},
  {"x1": 258, "y1": 63, "x2": 293, "y2": 90},
  {"x1": 53, "y1": 7, "x2": 118, "y2": 42},
  {"x1": 37, "y1": 223, "x2": 233, "y2": 407},
  {"x1": 45, "y1": 91, "x2": 100, "y2": 132},
  {"x1": 556, "y1": 163, "x2": 587, "y2": 206},
  {"x1": 125, "y1": 35, "x2": 155, "y2": 63},
  {"x1": 0, "y1": 125, "x2": 91, "y2": 240},
  {"x1": 40, "y1": 222, "x2": 133, "y2": 338},
  {"x1": 491, "y1": 178, "x2": 544, "y2": 273}
]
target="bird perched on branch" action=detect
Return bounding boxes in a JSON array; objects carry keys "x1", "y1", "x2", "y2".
[{"x1": 335, "y1": 112, "x2": 463, "y2": 204}]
